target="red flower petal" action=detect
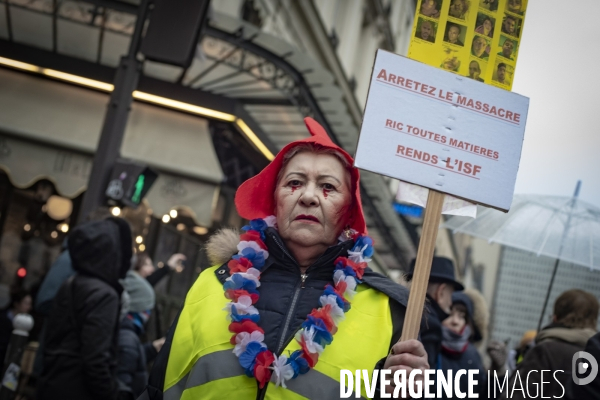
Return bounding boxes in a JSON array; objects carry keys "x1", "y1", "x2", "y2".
[
  {"x1": 239, "y1": 230, "x2": 268, "y2": 250},
  {"x1": 240, "y1": 230, "x2": 261, "y2": 243},
  {"x1": 254, "y1": 350, "x2": 274, "y2": 388},
  {"x1": 335, "y1": 256, "x2": 366, "y2": 279},
  {"x1": 334, "y1": 281, "x2": 348, "y2": 298},
  {"x1": 229, "y1": 320, "x2": 264, "y2": 335},
  {"x1": 348, "y1": 259, "x2": 366, "y2": 279},
  {"x1": 299, "y1": 338, "x2": 319, "y2": 368},
  {"x1": 255, "y1": 239, "x2": 268, "y2": 251},
  {"x1": 228, "y1": 257, "x2": 253, "y2": 274},
  {"x1": 309, "y1": 305, "x2": 335, "y2": 332},
  {"x1": 225, "y1": 289, "x2": 259, "y2": 304},
  {"x1": 229, "y1": 320, "x2": 264, "y2": 345}
]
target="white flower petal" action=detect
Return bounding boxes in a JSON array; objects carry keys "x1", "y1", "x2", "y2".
[
  {"x1": 238, "y1": 295, "x2": 253, "y2": 307},
  {"x1": 319, "y1": 295, "x2": 345, "y2": 325},
  {"x1": 333, "y1": 270, "x2": 346, "y2": 285},
  {"x1": 246, "y1": 268, "x2": 261, "y2": 279},
  {"x1": 348, "y1": 243, "x2": 372, "y2": 264},
  {"x1": 271, "y1": 355, "x2": 295, "y2": 388},
  {"x1": 223, "y1": 301, "x2": 259, "y2": 318},
  {"x1": 249, "y1": 331, "x2": 265, "y2": 343},
  {"x1": 237, "y1": 241, "x2": 269, "y2": 261},
  {"x1": 343, "y1": 287, "x2": 357, "y2": 301},
  {"x1": 296, "y1": 327, "x2": 324, "y2": 355},
  {"x1": 264, "y1": 215, "x2": 277, "y2": 228},
  {"x1": 344, "y1": 276, "x2": 357, "y2": 292},
  {"x1": 233, "y1": 332, "x2": 266, "y2": 357},
  {"x1": 236, "y1": 271, "x2": 261, "y2": 287}
]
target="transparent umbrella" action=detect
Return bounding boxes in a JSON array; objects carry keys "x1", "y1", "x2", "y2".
[{"x1": 442, "y1": 182, "x2": 600, "y2": 330}]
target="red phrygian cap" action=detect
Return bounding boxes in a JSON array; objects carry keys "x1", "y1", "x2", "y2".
[{"x1": 234, "y1": 117, "x2": 367, "y2": 235}]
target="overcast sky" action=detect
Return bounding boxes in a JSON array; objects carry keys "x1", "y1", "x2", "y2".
[{"x1": 511, "y1": 0, "x2": 600, "y2": 206}]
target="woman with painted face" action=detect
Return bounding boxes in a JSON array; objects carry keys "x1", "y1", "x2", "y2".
[
  {"x1": 440, "y1": 290, "x2": 488, "y2": 399},
  {"x1": 139, "y1": 118, "x2": 429, "y2": 399}
]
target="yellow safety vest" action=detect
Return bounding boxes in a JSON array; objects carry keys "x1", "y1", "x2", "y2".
[{"x1": 163, "y1": 266, "x2": 393, "y2": 399}]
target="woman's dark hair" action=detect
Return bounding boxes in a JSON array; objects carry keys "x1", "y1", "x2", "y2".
[
  {"x1": 554, "y1": 289, "x2": 599, "y2": 329},
  {"x1": 134, "y1": 252, "x2": 152, "y2": 272}
]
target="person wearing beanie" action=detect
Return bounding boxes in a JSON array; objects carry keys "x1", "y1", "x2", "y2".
[
  {"x1": 118, "y1": 270, "x2": 164, "y2": 399},
  {"x1": 440, "y1": 290, "x2": 488, "y2": 398}
]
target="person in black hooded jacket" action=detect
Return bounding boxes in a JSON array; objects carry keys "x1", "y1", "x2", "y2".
[{"x1": 37, "y1": 217, "x2": 132, "y2": 400}]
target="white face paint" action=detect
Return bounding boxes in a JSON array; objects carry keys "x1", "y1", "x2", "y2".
[{"x1": 275, "y1": 152, "x2": 352, "y2": 251}]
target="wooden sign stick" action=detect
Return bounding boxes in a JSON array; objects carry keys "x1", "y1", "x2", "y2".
[{"x1": 400, "y1": 189, "x2": 445, "y2": 342}]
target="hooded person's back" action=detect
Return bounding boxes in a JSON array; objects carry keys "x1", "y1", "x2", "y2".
[{"x1": 37, "y1": 217, "x2": 132, "y2": 400}]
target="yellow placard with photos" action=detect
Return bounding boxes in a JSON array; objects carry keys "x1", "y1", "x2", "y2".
[{"x1": 409, "y1": 0, "x2": 527, "y2": 90}]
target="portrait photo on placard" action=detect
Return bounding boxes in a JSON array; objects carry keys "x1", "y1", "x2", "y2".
[
  {"x1": 479, "y1": 0, "x2": 498, "y2": 12},
  {"x1": 474, "y1": 12, "x2": 495, "y2": 37},
  {"x1": 500, "y1": 13, "x2": 522, "y2": 38},
  {"x1": 497, "y1": 35, "x2": 518, "y2": 60},
  {"x1": 492, "y1": 60, "x2": 514, "y2": 86},
  {"x1": 440, "y1": 46, "x2": 461, "y2": 72},
  {"x1": 443, "y1": 22, "x2": 466, "y2": 47},
  {"x1": 415, "y1": 17, "x2": 438, "y2": 43},
  {"x1": 505, "y1": 0, "x2": 526, "y2": 15},
  {"x1": 471, "y1": 35, "x2": 490, "y2": 60},
  {"x1": 420, "y1": 0, "x2": 443, "y2": 19},
  {"x1": 449, "y1": 0, "x2": 470, "y2": 20},
  {"x1": 466, "y1": 59, "x2": 486, "y2": 82}
]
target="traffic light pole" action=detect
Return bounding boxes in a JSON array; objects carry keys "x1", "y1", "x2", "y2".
[{"x1": 78, "y1": 0, "x2": 151, "y2": 222}]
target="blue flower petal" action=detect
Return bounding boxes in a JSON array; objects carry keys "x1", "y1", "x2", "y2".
[
  {"x1": 352, "y1": 236, "x2": 374, "y2": 258},
  {"x1": 231, "y1": 313, "x2": 260, "y2": 323},
  {"x1": 242, "y1": 219, "x2": 268, "y2": 239},
  {"x1": 323, "y1": 285, "x2": 351, "y2": 312},
  {"x1": 240, "y1": 247, "x2": 265, "y2": 269},
  {"x1": 344, "y1": 266, "x2": 356, "y2": 278},
  {"x1": 250, "y1": 219, "x2": 268, "y2": 232},
  {"x1": 323, "y1": 285, "x2": 344, "y2": 309},
  {"x1": 224, "y1": 274, "x2": 258, "y2": 292},
  {"x1": 239, "y1": 341, "x2": 266, "y2": 376},
  {"x1": 302, "y1": 316, "x2": 333, "y2": 346},
  {"x1": 230, "y1": 305, "x2": 261, "y2": 323},
  {"x1": 289, "y1": 350, "x2": 310, "y2": 377}
]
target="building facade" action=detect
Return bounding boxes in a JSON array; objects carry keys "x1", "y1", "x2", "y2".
[{"x1": 0, "y1": 0, "x2": 419, "y2": 328}]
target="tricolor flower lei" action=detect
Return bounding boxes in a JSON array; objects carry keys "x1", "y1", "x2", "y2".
[{"x1": 223, "y1": 216, "x2": 374, "y2": 389}]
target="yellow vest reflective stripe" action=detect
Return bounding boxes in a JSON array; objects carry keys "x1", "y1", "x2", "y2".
[
  {"x1": 164, "y1": 265, "x2": 393, "y2": 399},
  {"x1": 164, "y1": 350, "x2": 347, "y2": 400}
]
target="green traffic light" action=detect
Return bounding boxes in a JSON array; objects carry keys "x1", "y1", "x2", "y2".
[{"x1": 132, "y1": 174, "x2": 145, "y2": 204}]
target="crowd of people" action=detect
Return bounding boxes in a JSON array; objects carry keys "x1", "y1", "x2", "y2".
[
  {"x1": 1, "y1": 118, "x2": 598, "y2": 399},
  {"x1": 1, "y1": 211, "x2": 186, "y2": 399}
]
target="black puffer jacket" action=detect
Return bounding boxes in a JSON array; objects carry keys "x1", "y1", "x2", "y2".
[
  {"x1": 118, "y1": 318, "x2": 159, "y2": 399},
  {"x1": 140, "y1": 228, "x2": 410, "y2": 400},
  {"x1": 37, "y1": 218, "x2": 132, "y2": 400}
]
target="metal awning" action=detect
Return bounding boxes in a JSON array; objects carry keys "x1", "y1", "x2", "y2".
[
  {"x1": 0, "y1": 67, "x2": 222, "y2": 226},
  {"x1": 0, "y1": 0, "x2": 416, "y2": 270}
]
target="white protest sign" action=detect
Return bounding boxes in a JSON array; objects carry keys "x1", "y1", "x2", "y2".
[{"x1": 355, "y1": 50, "x2": 530, "y2": 212}]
